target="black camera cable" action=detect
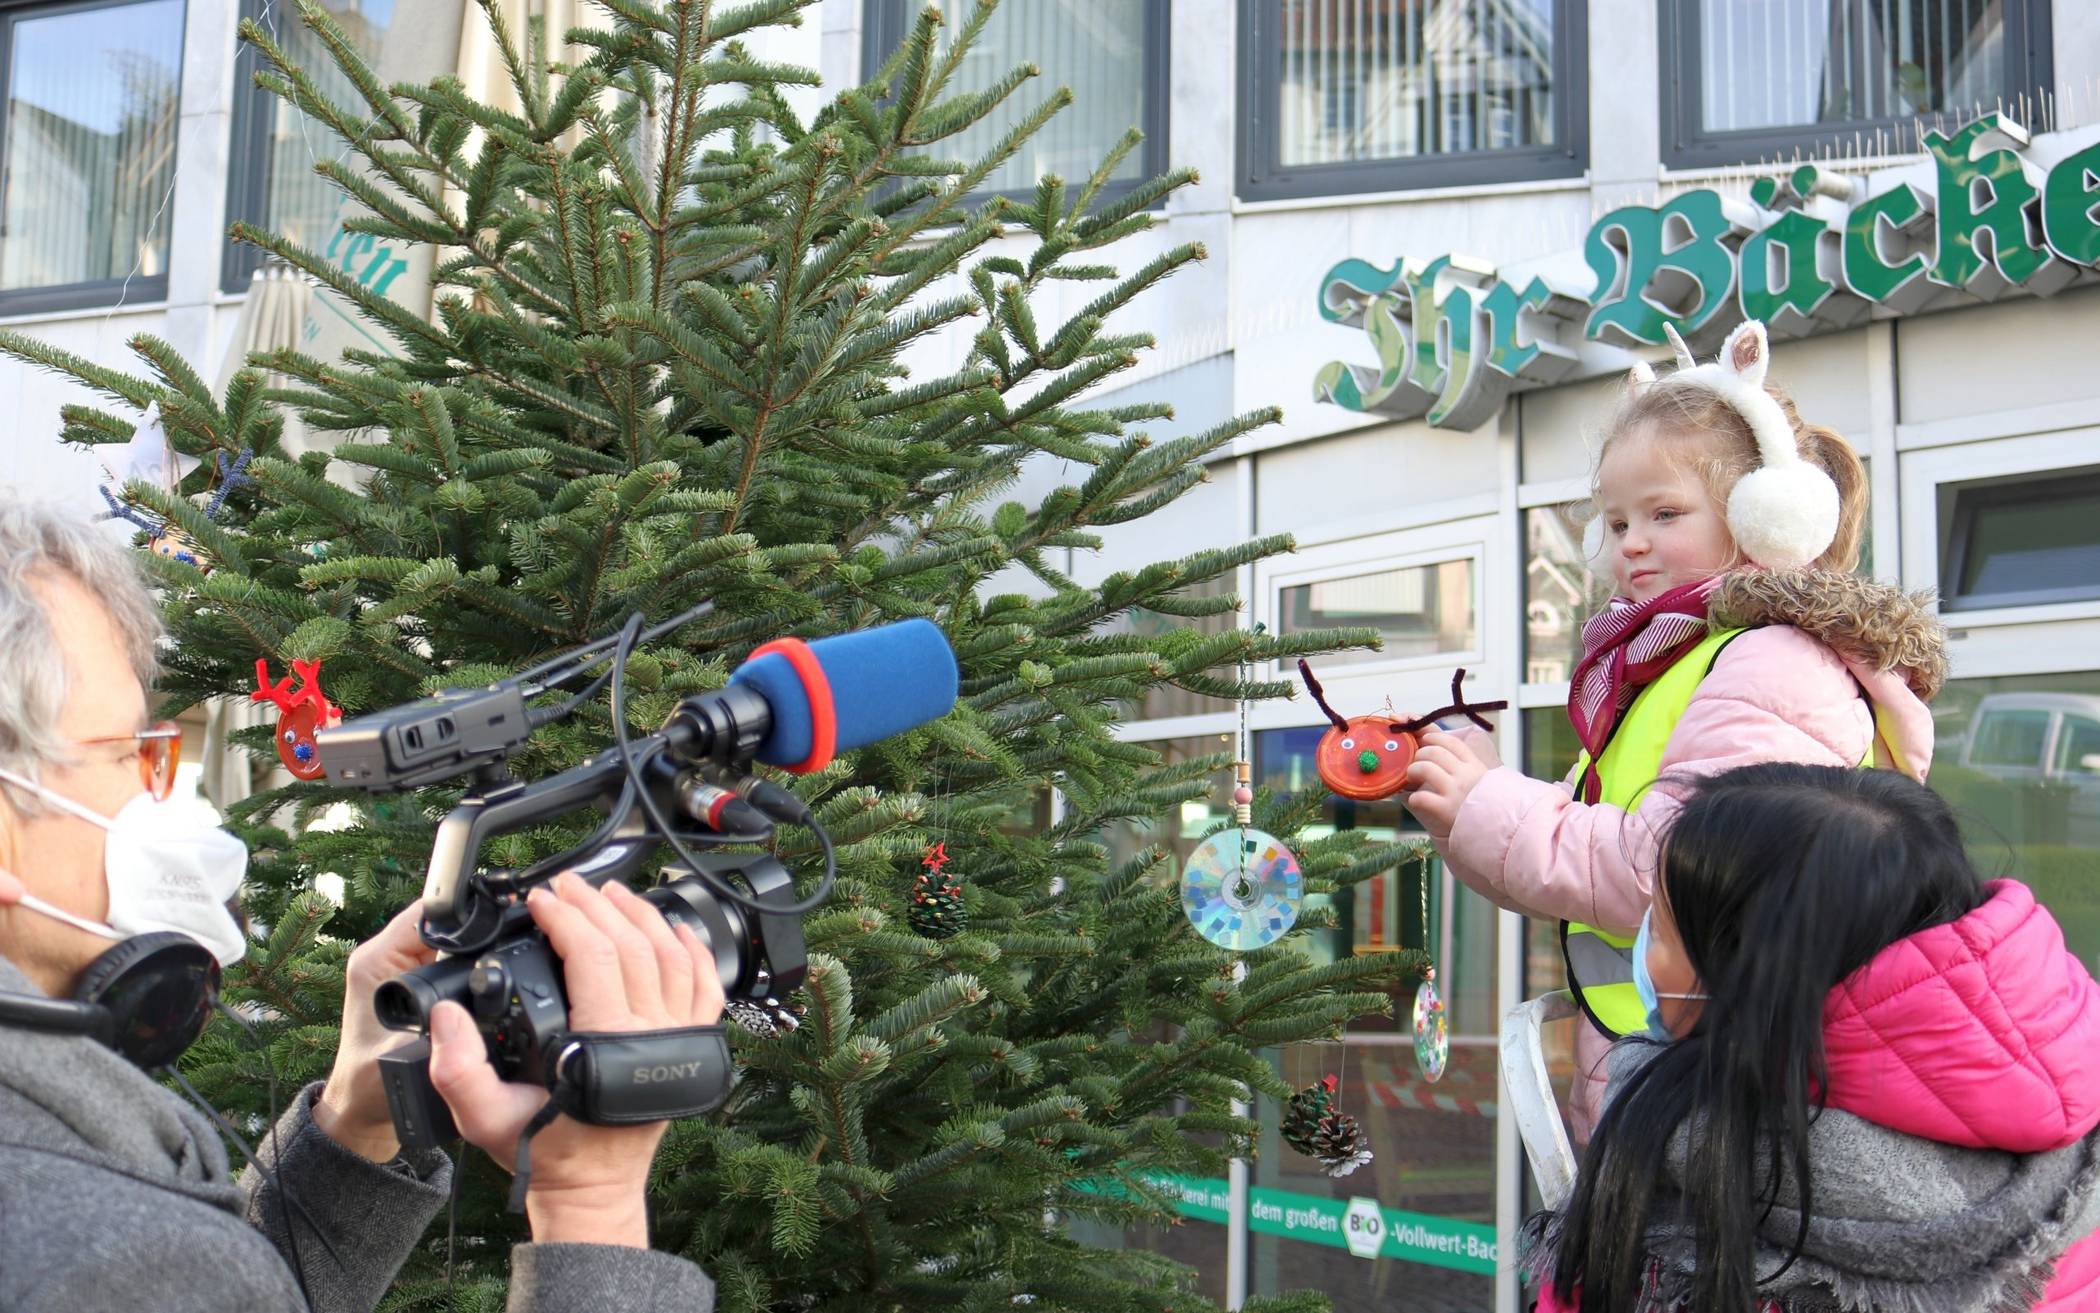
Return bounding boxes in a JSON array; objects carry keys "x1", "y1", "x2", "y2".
[
  {"x1": 495, "y1": 610, "x2": 841, "y2": 1212},
  {"x1": 607, "y1": 611, "x2": 838, "y2": 918}
]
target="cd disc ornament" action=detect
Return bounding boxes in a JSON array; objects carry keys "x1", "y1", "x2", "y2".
[
  {"x1": 251, "y1": 658, "x2": 342, "y2": 781},
  {"x1": 1183, "y1": 646, "x2": 1305, "y2": 951},
  {"x1": 1412, "y1": 870, "x2": 1449, "y2": 1082},
  {"x1": 1181, "y1": 820, "x2": 1303, "y2": 951},
  {"x1": 1414, "y1": 967, "x2": 1449, "y2": 1083}
]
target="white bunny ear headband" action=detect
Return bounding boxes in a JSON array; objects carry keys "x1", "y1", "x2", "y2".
[{"x1": 1621, "y1": 320, "x2": 1839, "y2": 572}]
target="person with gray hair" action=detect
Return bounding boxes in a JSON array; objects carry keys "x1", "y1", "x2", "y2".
[{"x1": 0, "y1": 494, "x2": 721, "y2": 1312}]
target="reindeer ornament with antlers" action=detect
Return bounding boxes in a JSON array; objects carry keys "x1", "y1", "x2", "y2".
[
  {"x1": 1296, "y1": 661, "x2": 1508, "y2": 802},
  {"x1": 252, "y1": 658, "x2": 343, "y2": 781}
]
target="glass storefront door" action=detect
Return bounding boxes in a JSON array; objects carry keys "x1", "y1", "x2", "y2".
[{"x1": 1244, "y1": 728, "x2": 1502, "y2": 1312}]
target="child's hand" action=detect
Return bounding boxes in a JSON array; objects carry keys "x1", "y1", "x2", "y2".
[{"x1": 1400, "y1": 727, "x2": 1493, "y2": 837}]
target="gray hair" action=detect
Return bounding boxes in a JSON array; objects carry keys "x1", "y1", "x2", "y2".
[{"x1": 0, "y1": 496, "x2": 164, "y2": 799}]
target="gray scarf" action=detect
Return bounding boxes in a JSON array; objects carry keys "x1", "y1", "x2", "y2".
[
  {"x1": 0, "y1": 952, "x2": 237, "y2": 1199},
  {"x1": 1523, "y1": 1045, "x2": 2100, "y2": 1313}
]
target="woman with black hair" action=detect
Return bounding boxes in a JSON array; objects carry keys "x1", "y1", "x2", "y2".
[{"x1": 1527, "y1": 763, "x2": 2100, "y2": 1313}]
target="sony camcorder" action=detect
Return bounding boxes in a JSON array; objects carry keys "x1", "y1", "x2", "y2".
[{"x1": 318, "y1": 614, "x2": 959, "y2": 1154}]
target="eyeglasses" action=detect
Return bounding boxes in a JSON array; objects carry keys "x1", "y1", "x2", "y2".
[{"x1": 78, "y1": 721, "x2": 183, "y2": 801}]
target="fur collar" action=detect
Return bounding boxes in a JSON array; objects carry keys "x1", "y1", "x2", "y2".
[{"x1": 1706, "y1": 570, "x2": 1947, "y2": 702}]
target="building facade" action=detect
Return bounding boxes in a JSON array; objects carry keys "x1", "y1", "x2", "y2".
[
  {"x1": 3, "y1": 3, "x2": 2097, "y2": 1311},
  {"x1": 836, "y1": 4, "x2": 2100, "y2": 1312}
]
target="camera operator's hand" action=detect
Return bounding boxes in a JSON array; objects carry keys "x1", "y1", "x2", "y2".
[
  {"x1": 316, "y1": 901, "x2": 440, "y2": 1162},
  {"x1": 427, "y1": 872, "x2": 725, "y2": 1249}
]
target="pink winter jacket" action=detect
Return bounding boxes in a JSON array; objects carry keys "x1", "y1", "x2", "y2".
[
  {"x1": 1823, "y1": 879, "x2": 2100, "y2": 1309},
  {"x1": 1535, "y1": 880, "x2": 2100, "y2": 1313},
  {"x1": 1441, "y1": 572, "x2": 1946, "y2": 1138}
]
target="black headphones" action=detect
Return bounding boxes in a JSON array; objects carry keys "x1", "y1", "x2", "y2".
[{"x1": 0, "y1": 932, "x2": 220, "y2": 1069}]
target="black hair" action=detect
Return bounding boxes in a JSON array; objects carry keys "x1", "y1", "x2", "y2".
[{"x1": 1549, "y1": 763, "x2": 1987, "y2": 1313}]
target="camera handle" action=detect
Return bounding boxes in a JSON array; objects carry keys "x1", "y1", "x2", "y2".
[
  {"x1": 376, "y1": 1024, "x2": 735, "y2": 1205},
  {"x1": 420, "y1": 747, "x2": 673, "y2": 954}
]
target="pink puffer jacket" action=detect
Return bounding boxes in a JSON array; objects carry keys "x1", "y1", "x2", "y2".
[
  {"x1": 1440, "y1": 574, "x2": 1943, "y2": 1138},
  {"x1": 1536, "y1": 881, "x2": 2100, "y2": 1312},
  {"x1": 1822, "y1": 880, "x2": 2100, "y2": 1309}
]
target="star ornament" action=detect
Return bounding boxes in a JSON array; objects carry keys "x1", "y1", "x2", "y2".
[
  {"x1": 97, "y1": 403, "x2": 200, "y2": 498},
  {"x1": 921, "y1": 841, "x2": 950, "y2": 875}
]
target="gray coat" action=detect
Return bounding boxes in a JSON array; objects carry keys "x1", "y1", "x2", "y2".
[{"x1": 0, "y1": 955, "x2": 715, "y2": 1312}]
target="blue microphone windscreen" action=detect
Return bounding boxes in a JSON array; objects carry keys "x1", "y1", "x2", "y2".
[{"x1": 730, "y1": 619, "x2": 959, "y2": 768}]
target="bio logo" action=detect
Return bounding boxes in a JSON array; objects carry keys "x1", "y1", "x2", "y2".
[{"x1": 1342, "y1": 1196, "x2": 1385, "y2": 1259}]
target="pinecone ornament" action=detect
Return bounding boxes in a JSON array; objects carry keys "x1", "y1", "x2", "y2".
[
  {"x1": 1282, "y1": 1074, "x2": 1339, "y2": 1157},
  {"x1": 908, "y1": 869, "x2": 966, "y2": 939},
  {"x1": 1310, "y1": 1111, "x2": 1373, "y2": 1178}
]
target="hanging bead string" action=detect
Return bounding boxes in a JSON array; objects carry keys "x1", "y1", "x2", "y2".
[
  {"x1": 1420, "y1": 849, "x2": 1436, "y2": 992},
  {"x1": 1231, "y1": 628, "x2": 1258, "y2": 828}
]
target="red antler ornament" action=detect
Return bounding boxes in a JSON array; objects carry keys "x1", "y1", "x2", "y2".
[
  {"x1": 1296, "y1": 662, "x2": 1508, "y2": 802},
  {"x1": 251, "y1": 658, "x2": 343, "y2": 781}
]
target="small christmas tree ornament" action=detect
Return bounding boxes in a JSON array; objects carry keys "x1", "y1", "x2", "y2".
[
  {"x1": 95, "y1": 409, "x2": 255, "y2": 577},
  {"x1": 251, "y1": 658, "x2": 343, "y2": 781},
  {"x1": 1309, "y1": 1108, "x2": 1374, "y2": 1178},
  {"x1": 909, "y1": 841, "x2": 967, "y2": 938},
  {"x1": 1183, "y1": 643, "x2": 1304, "y2": 950},
  {"x1": 1296, "y1": 662, "x2": 1507, "y2": 802},
  {"x1": 724, "y1": 990, "x2": 805, "y2": 1039},
  {"x1": 1281, "y1": 1073, "x2": 1340, "y2": 1157},
  {"x1": 1283, "y1": 1065, "x2": 1374, "y2": 1176},
  {"x1": 148, "y1": 525, "x2": 209, "y2": 570},
  {"x1": 1414, "y1": 872, "x2": 1450, "y2": 1082}
]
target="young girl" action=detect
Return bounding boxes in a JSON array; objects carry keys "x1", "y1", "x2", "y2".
[
  {"x1": 1400, "y1": 320, "x2": 1945, "y2": 1136},
  {"x1": 1527, "y1": 763, "x2": 2100, "y2": 1312}
]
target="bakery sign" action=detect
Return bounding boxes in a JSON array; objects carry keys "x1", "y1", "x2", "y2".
[{"x1": 1314, "y1": 114, "x2": 2100, "y2": 430}]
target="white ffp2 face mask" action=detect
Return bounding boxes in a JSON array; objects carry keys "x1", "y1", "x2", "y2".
[{"x1": 0, "y1": 769, "x2": 249, "y2": 966}]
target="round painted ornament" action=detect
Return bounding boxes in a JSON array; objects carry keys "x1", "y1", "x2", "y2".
[
  {"x1": 1181, "y1": 827, "x2": 1303, "y2": 951},
  {"x1": 1297, "y1": 663, "x2": 1508, "y2": 802},
  {"x1": 1413, "y1": 968, "x2": 1449, "y2": 1083},
  {"x1": 251, "y1": 658, "x2": 343, "y2": 781}
]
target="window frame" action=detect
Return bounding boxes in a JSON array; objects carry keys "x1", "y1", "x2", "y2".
[
  {"x1": 222, "y1": 0, "x2": 273, "y2": 295},
  {"x1": 1658, "y1": 0, "x2": 2056, "y2": 170},
  {"x1": 1941, "y1": 465, "x2": 2100, "y2": 614},
  {"x1": 1234, "y1": 0, "x2": 1589, "y2": 202},
  {"x1": 0, "y1": 0, "x2": 183, "y2": 314},
  {"x1": 1257, "y1": 513, "x2": 1508, "y2": 693},
  {"x1": 858, "y1": 0, "x2": 1172, "y2": 211}
]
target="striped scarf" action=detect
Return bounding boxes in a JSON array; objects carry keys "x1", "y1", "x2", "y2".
[{"x1": 1566, "y1": 578, "x2": 1719, "y2": 803}]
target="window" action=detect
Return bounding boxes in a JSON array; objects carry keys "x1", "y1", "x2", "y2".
[
  {"x1": 1934, "y1": 673, "x2": 2100, "y2": 976},
  {"x1": 1249, "y1": 726, "x2": 1497, "y2": 1310},
  {"x1": 1237, "y1": 0, "x2": 1587, "y2": 200},
  {"x1": 1969, "y1": 706, "x2": 2053, "y2": 772},
  {"x1": 224, "y1": 0, "x2": 399, "y2": 293},
  {"x1": 2053, "y1": 716, "x2": 2100, "y2": 779},
  {"x1": 1278, "y1": 559, "x2": 1478, "y2": 668},
  {"x1": 1941, "y1": 468, "x2": 2100, "y2": 613},
  {"x1": 1524, "y1": 503, "x2": 1600, "y2": 686},
  {"x1": 0, "y1": 0, "x2": 184, "y2": 314},
  {"x1": 1077, "y1": 734, "x2": 1234, "y2": 1306},
  {"x1": 1661, "y1": 0, "x2": 2054, "y2": 169},
  {"x1": 861, "y1": 0, "x2": 1168, "y2": 205}
]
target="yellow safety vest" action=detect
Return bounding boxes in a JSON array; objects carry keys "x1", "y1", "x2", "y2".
[
  {"x1": 1561, "y1": 628, "x2": 1746, "y2": 1040},
  {"x1": 1560, "y1": 626, "x2": 1879, "y2": 1039}
]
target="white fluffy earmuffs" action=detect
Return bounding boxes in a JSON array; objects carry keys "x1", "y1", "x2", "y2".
[{"x1": 1623, "y1": 321, "x2": 1839, "y2": 572}]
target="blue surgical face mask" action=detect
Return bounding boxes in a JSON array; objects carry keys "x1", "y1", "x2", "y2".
[{"x1": 1632, "y1": 907, "x2": 1708, "y2": 1041}]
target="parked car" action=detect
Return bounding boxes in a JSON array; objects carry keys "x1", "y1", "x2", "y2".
[{"x1": 1934, "y1": 692, "x2": 2100, "y2": 973}]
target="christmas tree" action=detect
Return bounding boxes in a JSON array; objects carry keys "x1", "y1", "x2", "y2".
[{"x1": 3, "y1": 2, "x2": 1428, "y2": 1308}]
